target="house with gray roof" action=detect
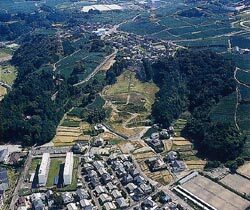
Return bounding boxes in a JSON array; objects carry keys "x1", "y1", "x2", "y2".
[{"x1": 116, "y1": 197, "x2": 129, "y2": 208}]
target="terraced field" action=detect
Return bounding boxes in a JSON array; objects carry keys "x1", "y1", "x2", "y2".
[{"x1": 102, "y1": 70, "x2": 158, "y2": 138}]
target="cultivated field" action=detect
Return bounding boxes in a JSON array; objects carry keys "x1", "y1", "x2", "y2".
[
  {"x1": 220, "y1": 173, "x2": 250, "y2": 196},
  {"x1": 53, "y1": 124, "x2": 82, "y2": 146},
  {"x1": 182, "y1": 175, "x2": 250, "y2": 210},
  {"x1": 170, "y1": 117, "x2": 206, "y2": 170}
]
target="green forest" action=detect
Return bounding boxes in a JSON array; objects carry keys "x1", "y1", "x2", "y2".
[{"x1": 147, "y1": 49, "x2": 246, "y2": 163}]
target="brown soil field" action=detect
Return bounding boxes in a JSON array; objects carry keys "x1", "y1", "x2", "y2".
[
  {"x1": 182, "y1": 175, "x2": 250, "y2": 210},
  {"x1": 237, "y1": 161, "x2": 250, "y2": 179},
  {"x1": 220, "y1": 174, "x2": 250, "y2": 195}
]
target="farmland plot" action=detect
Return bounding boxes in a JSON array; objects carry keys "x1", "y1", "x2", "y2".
[{"x1": 181, "y1": 175, "x2": 250, "y2": 210}]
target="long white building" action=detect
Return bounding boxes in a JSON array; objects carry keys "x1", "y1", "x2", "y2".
[
  {"x1": 63, "y1": 152, "x2": 74, "y2": 185},
  {"x1": 38, "y1": 153, "x2": 50, "y2": 186}
]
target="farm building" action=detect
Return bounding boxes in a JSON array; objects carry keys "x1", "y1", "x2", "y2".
[
  {"x1": 38, "y1": 153, "x2": 50, "y2": 186},
  {"x1": 63, "y1": 152, "x2": 74, "y2": 185}
]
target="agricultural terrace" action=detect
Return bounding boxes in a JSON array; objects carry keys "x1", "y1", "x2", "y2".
[
  {"x1": 171, "y1": 118, "x2": 206, "y2": 170},
  {"x1": 102, "y1": 70, "x2": 158, "y2": 138}
]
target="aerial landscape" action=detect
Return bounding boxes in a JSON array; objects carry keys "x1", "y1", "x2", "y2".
[{"x1": 0, "y1": 0, "x2": 250, "y2": 209}]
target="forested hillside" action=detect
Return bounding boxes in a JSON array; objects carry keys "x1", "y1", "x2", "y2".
[
  {"x1": 149, "y1": 49, "x2": 246, "y2": 162},
  {"x1": 0, "y1": 34, "x2": 70, "y2": 146}
]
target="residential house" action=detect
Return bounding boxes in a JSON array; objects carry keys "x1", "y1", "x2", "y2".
[
  {"x1": 62, "y1": 192, "x2": 74, "y2": 204},
  {"x1": 167, "y1": 151, "x2": 177, "y2": 162},
  {"x1": 171, "y1": 160, "x2": 186, "y2": 173},
  {"x1": 103, "y1": 202, "x2": 116, "y2": 210},
  {"x1": 130, "y1": 169, "x2": 140, "y2": 177},
  {"x1": 0, "y1": 149, "x2": 8, "y2": 163},
  {"x1": 126, "y1": 183, "x2": 137, "y2": 193},
  {"x1": 111, "y1": 189, "x2": 122, "y2": 199},
  {"x1": 80, "y1": 199, "x2": 93, "y2": 210},
  {"x1": 116, "y1": 197, "x2": 129, "y2": 208},
  {"x1": 134, "y1": 175, "x2": 145, "y2": 185},
  {"x1": 143, "y1": 196, "x2": 157, "y2": 209},
  {"x1": 76, "y1": 188, "x2": 89, "y2": 200},
  {"x1": 122, "y1": 174, "x2": 133, "y2": 185},
  {"x1": 99, "y1": 193, "x2": 112, "y2": 204},
  {"x1": 139, "y1": 183, "x2": 152, "y2": 194},
  {"x1": 95, "y1": 185, "x2": 106, "y2": 195},
  {"x1": 67, "y1": 203, "x2": 78, "y2": 210},
  {"x1": 107, "y1": 182, "x2": 117, "y2": 192},
  {"x1": 93, "y1": 137, "x2": 104, "y2": 147},
  {"x1": 32, "y1": 198, "x2": 45, "y2": 210}
]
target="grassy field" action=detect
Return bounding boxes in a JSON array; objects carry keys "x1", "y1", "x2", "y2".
[
  {"x1": 29, "y1": 156, "x2": 78, "y2": 190},
  {"x1": 29, "y1": 158, "x2": 41, "y2": 173},
  {"x1": 0, "y1": 64, "x2": 17, "y2": 85},
  {"x1": 46, "y1": 158, "x2": 64, "y2": 187},
  {"x1": 0, "y1": 48, "x2": 13, "y2": 58}
]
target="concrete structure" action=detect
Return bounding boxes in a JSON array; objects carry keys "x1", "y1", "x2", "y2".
[
  {"x1": 38, "y1": 153, "x2": 50, "y2": 186},
  {"x1": 0, "y1": 149, "x2": 9, "y2": 163},
  {"x1": 63, "y1": 152, "x2": 74, "y2": 185}
]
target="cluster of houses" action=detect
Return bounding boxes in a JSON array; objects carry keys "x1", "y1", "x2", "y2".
[
  {"x1": 144, "y1": 129, "x2": 171, "y2": 153},
  {"x1": 107, "y1": 153, "x2": 154, "y2": 202},
  {"x1": 81, "y1": 154, "x2": 130, "y2": 209},
  {"x1": 106, "y1": 31, "x2": 175, "y2": 64}
]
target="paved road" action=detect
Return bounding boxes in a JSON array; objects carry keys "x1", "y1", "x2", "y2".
[{"x1": 9, "y1": 150, "x2": 33, "y2": 210}]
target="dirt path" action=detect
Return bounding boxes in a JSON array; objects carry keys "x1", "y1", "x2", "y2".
[
  {"x1": 53, "y1": 49, "x2": 81, "y2": 72},
  {"x1": 234, "y1": 67, "x2": 250, "y2": 131}
]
